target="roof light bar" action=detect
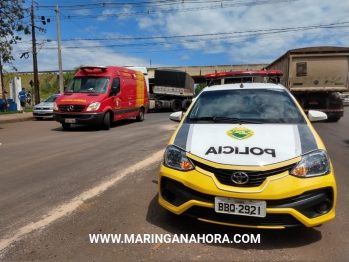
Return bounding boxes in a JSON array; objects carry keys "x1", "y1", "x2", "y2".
[
  {"x1": 80, "y1": 66, "x2": 107, "y2": 72},
  {"x1": 205, "y1": 70, "x2": 283, "y2": 79}
]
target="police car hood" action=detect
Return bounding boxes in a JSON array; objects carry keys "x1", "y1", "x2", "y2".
[{"x1": 172, "y1": 123, "x2": 318, "y2": 166}]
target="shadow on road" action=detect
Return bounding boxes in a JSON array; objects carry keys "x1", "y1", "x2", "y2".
[
  {"x1": 50, "y1": 118, "x2": 140, "y2": 132},
  {"x1": 146, "y1": 194, "x2": 322, "y2": 249}
]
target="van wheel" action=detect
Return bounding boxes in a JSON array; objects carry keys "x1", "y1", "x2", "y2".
[
  {"x1": 171, "y1": 99, "x2": 182, "y2": 112},
  {"x1": 62, "y1": 123, "x2": 71, "y2": 130},
  {"x1": 35, "y1": 117, "x2": 43, "y2": 121},
  {"x1": 327, "y1": 117, "x2": 340, "y2": 122},
  {"x1": 136, "y1": 108, "x2": 144, "y2": 122},
  {"x1": 101, "y1": 112, "x2": 111, "y2": 130}
]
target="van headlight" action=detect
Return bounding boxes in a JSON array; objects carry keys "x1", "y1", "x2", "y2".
[
  {"x1": 164, "y1": 145, "x2": 195, "y2": 171},
  {"x1": 53, "y1": 102, "x2": 58, "y2": 110},
  {"x1": 86, "y1": 102, "x2": 101, "y2": 111},
  {"x1": 291, "y1": 150, "x2": 330, "y2": 178}
]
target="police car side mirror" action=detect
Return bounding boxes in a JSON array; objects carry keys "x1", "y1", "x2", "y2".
[
  {"x1": 169, "y1": 111, "x2": 183, "y2": 122},
  {"x1": 308, "y1": 110, "x2": 327, "y2": 122}
]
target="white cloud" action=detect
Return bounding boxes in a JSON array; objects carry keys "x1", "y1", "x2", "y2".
[{"x1": 4, "y1": 0, "x2": 349, "y2": 72}]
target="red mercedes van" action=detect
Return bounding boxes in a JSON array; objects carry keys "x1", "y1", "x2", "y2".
[{"x1": 53, "y1": 66, "x2": 148, "y2": 130}]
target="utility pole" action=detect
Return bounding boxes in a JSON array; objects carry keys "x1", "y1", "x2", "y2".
[
  {"x1": 0, "y1": 57, "x2": 4, "y2": 92},
  {"x1": 55, "y1": 5, "x2": 64, "y2": 93},
  {"x1": 31, "y1": 0, "x2": 40, "y2": 104}
]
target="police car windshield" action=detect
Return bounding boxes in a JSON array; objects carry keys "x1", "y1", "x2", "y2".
[
  {"x1": 66, "y1": 76, "x2": 110, "y2": 93},
  {"x1": 187, "y1": 89, "x2": 306, "y2": 124}
]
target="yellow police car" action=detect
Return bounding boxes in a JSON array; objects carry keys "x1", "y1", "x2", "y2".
[{"x1": 158, "y1": 70, "x2": 336, "y2": 229}]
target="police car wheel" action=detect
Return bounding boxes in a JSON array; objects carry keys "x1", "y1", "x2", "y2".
[
  {"x1": 101, "y1": 112, "x2": 111, "y2": 130},
  {"x1": 62, "y1": 123, "x2": 71, "y2": 130},
  {"x1": 136, "y1": 108, "x2": 144, "y2": 122}
]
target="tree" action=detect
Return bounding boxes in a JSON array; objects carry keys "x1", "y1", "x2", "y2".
[
  {"x1": 194, "y1": 83, "x2": 206, "y2": 96},
  {"x1": 0, "y1": 0, "x2": 30, "y2": 89}
]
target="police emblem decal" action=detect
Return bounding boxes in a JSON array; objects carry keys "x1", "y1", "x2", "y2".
[{"x1": 226, "y1": 127, "x2": 254, "y2": 140}]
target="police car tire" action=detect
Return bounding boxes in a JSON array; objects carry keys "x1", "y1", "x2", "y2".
[
  {"x1": 136, "y1": 108, "x2": 144, "y2": 122},
  {"x1": 102, "y1": 112, "x2": 111, "y2": 130},
  {"x1": 35, "y1": 117, "x2": 43, "y2": 121},
  {"x1": 62, "y1": 123, "x2": 71, "y2": 130}
]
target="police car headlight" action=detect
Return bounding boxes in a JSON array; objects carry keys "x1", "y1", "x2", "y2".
[
  {"x1": 291, "y1": 150, "x2": 330, "y2": 178},
  {"x1": 164, "y1": 145, "x2": 194, "y2": 171},
  {"x1": 53, "y1": 102, "x2": 58, "y2": 111},
  {"x1": 86, "y1": 102, "x2": 101, "y2": 111}
]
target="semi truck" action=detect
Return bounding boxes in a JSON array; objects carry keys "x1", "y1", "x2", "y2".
[
  {"x1": 266, "y1": 46, "x2": 349, "y2": 122},
  {"x1": 148, "y1": 69, "x2": 194, "y2": 112}
]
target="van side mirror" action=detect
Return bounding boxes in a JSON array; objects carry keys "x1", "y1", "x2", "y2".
[
  {"x1": 170, "y1": 111, "x2": 183, "y2": 122},
  {"x1": 308, "y1": 110, "x2": 327, "y2": 122}
]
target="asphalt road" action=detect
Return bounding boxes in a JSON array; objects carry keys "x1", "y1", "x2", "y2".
[{"x1": 0, "y1": 109, "x2": 348, "y2": 261}]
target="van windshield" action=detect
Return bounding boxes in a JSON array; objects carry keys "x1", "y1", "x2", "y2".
[{"x1": 66, "y1": 77, "x2": 110, "y2": 93}]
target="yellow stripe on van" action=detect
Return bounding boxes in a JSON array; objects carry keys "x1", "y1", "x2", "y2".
[{"x1": 135, "y1": 71, "x2": 145, "y2": 107}]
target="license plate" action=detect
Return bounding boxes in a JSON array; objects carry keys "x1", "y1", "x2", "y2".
[
  {"x1": 38, "y1": 112, "x2": 45, "y2": 114},
  {"x1": 215, "y1": 197, "x2": 266, "y2": 217},
  {"x1": 65, "y1": 119, "x2": 76, "y2": 123}
]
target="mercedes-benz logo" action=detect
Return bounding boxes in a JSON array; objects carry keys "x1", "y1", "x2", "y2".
[
  {"x1": 67, "y1": 105, "x2": 74, "y2": 112},
  {"x1": 231, "y1": 172, "x2": 249, "y2": 184}
]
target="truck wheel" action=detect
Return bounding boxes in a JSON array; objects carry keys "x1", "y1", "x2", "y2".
[
  {"x1": 62, "y1": 123, "x2": 71, "y2": 130},
  {"x1": 136, "y1": 108, "x2": 144, "y2": 122},
  {"x1": 182, "y1": 99, "x2": 191, "y2": 111},
  {"x1": 35, "y1": 117, "x2": 43, "y2": 121},
  {"x1": 101, "y1": 112, "x2": 111, "y2": 130},
  {"x1": 171, "y1": 100, "x2": 182, "y2": 112},
  {"x1": 327, "y1": 117, "x2": 340, "y2": 122}
]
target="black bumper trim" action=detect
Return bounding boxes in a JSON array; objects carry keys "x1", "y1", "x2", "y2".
[
  {"x1": 53, "y1": 112, "x2": 105, "y2": 125},
  {"x1": 160, "y1": 177, "x2": 333, "y2": 219},
  {"x1": 184, "y1": 206, "x2": 302, "y2": 227}
]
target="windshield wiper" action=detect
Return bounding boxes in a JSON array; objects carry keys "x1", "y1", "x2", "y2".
[
  {"x1": 189, "y1": 117, "x2": 214, "y2": 121},
  {"x1": 212, "y1": 117, "x2": 263, "y2": 124},
  {"x1": 190, "y1": 116, "x2": 262, "y2": 124}
]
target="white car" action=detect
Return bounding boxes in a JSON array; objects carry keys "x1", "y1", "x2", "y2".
[
  {"x1": 340, "y1": 94, "x2": 349, "y2": 106},
  {"x1": 33, "y1": 94, "x2": 61, "y2": 120}
]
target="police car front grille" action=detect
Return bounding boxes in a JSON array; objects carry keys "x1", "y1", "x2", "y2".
[
  {"x1": 58, "y1": 105, "x2": 85, "y2": 112},
  {"x1": 191, "y1": 159, "x2": 296, "y2": 187}
]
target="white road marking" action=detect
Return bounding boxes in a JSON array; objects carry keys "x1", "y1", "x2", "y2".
[{"x1": 0, "y1": 149, "x2": 164, "y2": 255}]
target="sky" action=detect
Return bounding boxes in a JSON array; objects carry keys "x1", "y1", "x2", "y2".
[{"x1": 5, "y1": 0, "x2": 349, "y2": 72}]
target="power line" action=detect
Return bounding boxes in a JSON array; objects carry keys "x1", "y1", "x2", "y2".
[
  {"x1": 38, "y1": 0, "x2": 298, "y2": 19},
  {"x1": 55, "y1": 21, "x2": 349, "y2": 42},
  {"x1": 37, "y1": 26, "x2": 348, "y2": 51}
]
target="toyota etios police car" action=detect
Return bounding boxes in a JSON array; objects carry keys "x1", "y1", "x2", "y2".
[{"x1": 158, "y1": 70, "x2": 336, "y2": 229}]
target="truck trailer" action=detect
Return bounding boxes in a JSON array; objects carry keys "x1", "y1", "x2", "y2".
[
  {"x1": 266, "y1": 46, "x2": 349, "y2": 122},
  {"x1": 148, "y1": 69, "x2": 194, "y2": 112}
]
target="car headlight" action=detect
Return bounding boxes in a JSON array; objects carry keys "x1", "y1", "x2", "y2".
[
  {"x1": 86, "y1": 102, "x2": 101, "y2": 111},
  {"x1": 53, "y1": 102, "x2": 58, "y2": 110},
  {"x1": 164, "y1": 145, "x2": 195, "y2": 171},
  {"x1": 290, "y1": 149, "x2": 330, "y2": 178}
]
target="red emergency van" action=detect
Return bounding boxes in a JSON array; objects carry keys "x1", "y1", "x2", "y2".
[{"x1": 53, "y1": 66, "x2": 148, "y2": 130}]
